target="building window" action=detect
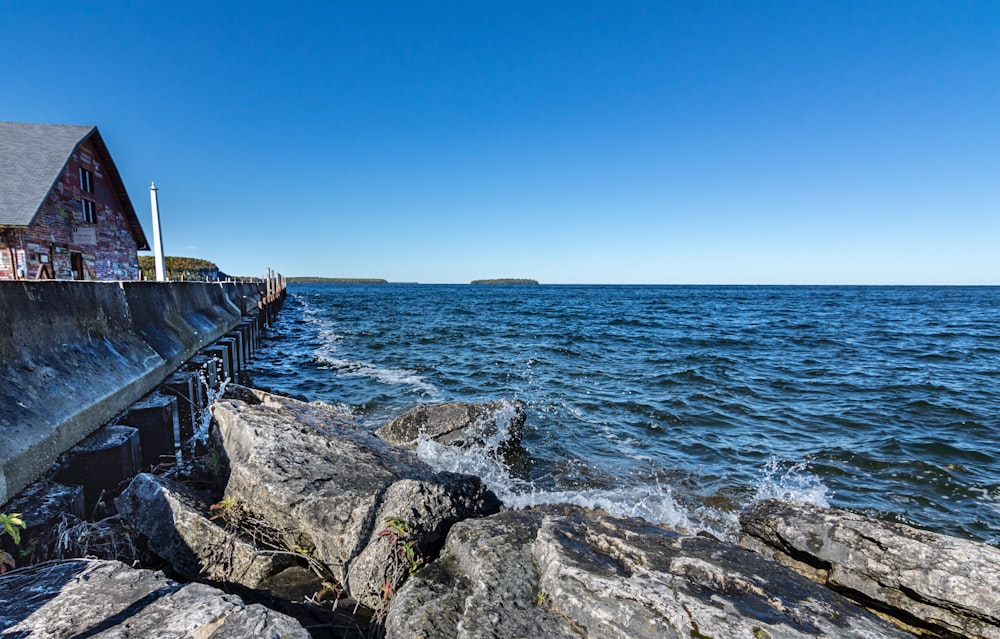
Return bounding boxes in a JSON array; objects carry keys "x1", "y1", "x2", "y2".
[
  {"x1": 80, "y1": 167, "x2": 93, "y2": 193},
  {"x1": 81, "y1": 198, "x2": 96, "y2": 224}
]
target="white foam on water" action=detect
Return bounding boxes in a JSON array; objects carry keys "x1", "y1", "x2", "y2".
[
  {"x1": 315, "y1": 355, "x2": 441, "y2": 397},
  {"x1": 297, "y1": 295, "x2": 441, "y2": 398},
  {"x1": 417, "y1": 436, "x2": 700, "y2": 531},
  {"x1": 752, "y1": 457, "x2": 832, "y2": 507},
  {"x1": 412, "y1": 405, "x2": 734, "y2": 536},
  {"x1": 299, "y1": 299, "x2": 345, "y2": 363},
  {"x1": 413, "y1": 398, "x2": 524, "y2": 489}
]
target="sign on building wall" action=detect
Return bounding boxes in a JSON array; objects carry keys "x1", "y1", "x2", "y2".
[{"x1": 73, "y1": 227, "x2": 98, "y2": 246}]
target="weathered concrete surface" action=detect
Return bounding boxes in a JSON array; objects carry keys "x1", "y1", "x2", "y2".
[
  {"x1": 375, "y1": 399, "x2": 526, "y2": 450},
  {"x1": 740, "y1": 499, "x2": 1000, "y2": 639},
  {"x1": 211, "y1": 387, "x2": 501, "y2": 608},
  {"x1": 116, "y1": 472, "x2": 297, "y2": 589},
  {"x1": 0, "y1": 280, "x2": 263, "y2": 505},
  {"x1": 386, "y1": 506, "x2": 913, "y2": 639},
  {"x1": 119, "y1": 281, "x2": 249, "y2": 372},
  {"x1": 0, "y1": 558, "x2": 309, "y2": 638}
]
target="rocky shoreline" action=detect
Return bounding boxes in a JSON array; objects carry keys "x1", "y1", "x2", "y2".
[{"x1": 2, "y1": 386, "x2": 998, "y2": 638}]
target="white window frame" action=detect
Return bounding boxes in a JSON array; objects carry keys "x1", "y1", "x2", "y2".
[
  {"x1": 79, "y1": 167, "x2": 93, "y2": 193},
  {"x1": 81, "y1": 198, "x2": 96, "y2": 224}
]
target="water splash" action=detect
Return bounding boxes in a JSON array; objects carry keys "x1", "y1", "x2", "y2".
[
  {"x1": 412, "y1": 410, "x2": 727, "y2": 536},
  {"x1": 753, "y1": 457, "x2": 832, "y2": 507}
]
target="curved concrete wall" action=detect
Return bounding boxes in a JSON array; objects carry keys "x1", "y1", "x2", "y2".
[
  {"x1": 120, "y1": 282, "x2": 241, "y2": 372},
  {"x1": 0, "y1": 281, "x2": 262, "y2": 505}
]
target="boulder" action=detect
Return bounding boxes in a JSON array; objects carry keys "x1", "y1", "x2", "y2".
[
  {"x1": 116, "y1": 472, "x2": 298, "y2": 591},
  {"x1": 0, "y1": 558, "x2": 309, "y2": 638},
  {"x1": 385, "y1": 505, "x2": 913, "y2": 639},
  {"x1": 210, "y1": 387, "x2": 501, "y2": 609},
  {"x1": 374, "y1": 399, "x2": 526, "y2": 451},
  {"x1": 739, "y1": 499, "x2": 1000, "y2": 639}
]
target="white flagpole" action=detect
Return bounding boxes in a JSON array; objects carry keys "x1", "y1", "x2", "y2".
[{"x1": 150, "y1": 182, "x2": 166, "y2": 282}]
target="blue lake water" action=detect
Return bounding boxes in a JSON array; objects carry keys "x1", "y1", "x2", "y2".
[{"x1": 247, "y1": 284, "x2": 1000, "y2": 544}]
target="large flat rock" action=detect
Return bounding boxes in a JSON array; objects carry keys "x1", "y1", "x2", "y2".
[
  {"x1": 740, "y1": 499, "x2": 1000, "y2": 639},
  {"x1": 0, "y1": 559, "x2": 308, "y2": 638},
  {"x1": 210, "y1": 387, "x2": 500, "y2": 608},
  {"x1": 386, "y1": 506, "x2": 912, "y2": 639}
]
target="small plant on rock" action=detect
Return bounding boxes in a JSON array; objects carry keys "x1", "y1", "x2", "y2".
[
  {"x1": 371, "y1": 516, "x2": 425, "y2": 628},
  {"x1": 383, "y1": 516, "x2": 409, "y2": 539},
  {"x1": 0, "y1": 512, "x2": 26, "y2": 574},
  {"x1": 209, "y1": 495, "x2": 242, "y2": 526},
  {"x1": 1, "y1": 512, "x2": 26, "y2": 545},
  {"x1": 400, "y1": 540, "x2": 422, "y2": 575},
  {"x1": 378, "y1": 517, "x2": 424, "y2": 576}
]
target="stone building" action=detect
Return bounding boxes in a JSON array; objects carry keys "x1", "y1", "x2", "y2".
[{"x1": 0, "y1": 122, "x2": 149, "y2": 280}]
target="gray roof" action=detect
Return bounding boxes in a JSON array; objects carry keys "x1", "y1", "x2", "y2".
[
  {"x1": 0, "y1": 122, "x2": 94, "y2": 225},
  {"x1": 0, "y1": 122, "x2": 148, "y2": 249}
]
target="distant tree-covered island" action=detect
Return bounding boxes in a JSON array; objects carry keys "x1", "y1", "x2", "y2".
[
  {"x1": 138, "y1": 256, "x2": 224, "y2": 281},
  {"x1": 470, "y1": 278, "x2": 539, "y2": 285},
  {"x1": 286, "y1": 277, "x2": 389, "y2": 284}
]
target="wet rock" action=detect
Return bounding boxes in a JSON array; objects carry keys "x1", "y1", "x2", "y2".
[
  {"x1": 210, "y1": 387, "x2": 501, "y2": 608},
  {"x1": 740, "y1": 499, "x2": 1000, "y2": 639},
  {"x1": 0, "y1": 558, "x2": 309, "y2": 638},
  {"x1": 1, "y1": 478, "x2": 85, "y2": 534},
  {"x1": 116, "y1": 472, "x2": 297, "y2": 590},
  {"x1": 374, "y1": 399, "x2": 526, "y2": 450},
  {"x1": 385, "y1": 505, "x2": 912, "y2": 639}
]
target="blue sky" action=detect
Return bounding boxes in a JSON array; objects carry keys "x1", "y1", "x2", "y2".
[{"x1": 2, "y1": 1, "x2": 998, "y2": 283}]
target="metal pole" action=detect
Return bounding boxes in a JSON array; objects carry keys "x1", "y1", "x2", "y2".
[{"x1": 150, "y1": 182, "x2": 166, "y2": 282}]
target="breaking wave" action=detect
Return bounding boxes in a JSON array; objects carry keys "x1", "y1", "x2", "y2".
[{"x1": 410, "y1": 412, "x2": 831, "y2": 540}]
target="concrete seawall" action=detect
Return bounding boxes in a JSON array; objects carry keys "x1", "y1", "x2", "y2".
[{"x1": 0, "y1": 280, "x2": 269, "y2": 505}]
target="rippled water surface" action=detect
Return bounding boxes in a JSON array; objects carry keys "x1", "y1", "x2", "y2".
[{"x1": 248, "y1": 284, "x2": 1000, "y2": 543}]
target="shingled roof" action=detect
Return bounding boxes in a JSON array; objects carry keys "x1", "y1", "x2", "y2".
[{"x1": 0, "y1": 122, "x2": 149, "y2": 249}]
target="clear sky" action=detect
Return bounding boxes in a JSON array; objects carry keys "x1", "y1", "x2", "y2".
[{"x1": 2, "y1": 2, "x2": 998, "y2": 284}]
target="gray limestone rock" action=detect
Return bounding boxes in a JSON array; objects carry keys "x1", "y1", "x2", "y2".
[
  {"x1": 210, "y1": 388, "x2": 501, "y2": 609},
  {"x1": 0, "y1": 558, "x2": 309, "y2": 638},
  {"x1": 374, "y1": 399, "x2": 526, "y2": 450},
  {"x1": 739, "y1": 499, "x2": 1000, "y2": 639},
  {"x1": 385, "y1": 506, "x2": 912, "y2": 639},
  {"x1": 116, "y1": 472, "x2": 297, "y2": 590}
]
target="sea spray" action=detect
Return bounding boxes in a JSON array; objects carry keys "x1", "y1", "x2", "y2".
[
  {"x1": 413, "y1": 407, "x2": 733, "y2": 537},
  {"x1": 753, "y1": 457, "x2": 832, "y2": 507}
]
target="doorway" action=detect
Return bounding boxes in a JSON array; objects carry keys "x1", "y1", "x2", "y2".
[{"x1": 70, "y1": 252, "x2": 84, "y2": 280}]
